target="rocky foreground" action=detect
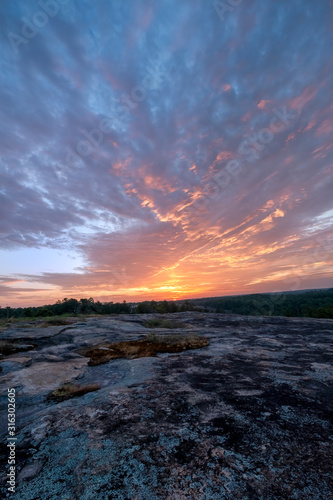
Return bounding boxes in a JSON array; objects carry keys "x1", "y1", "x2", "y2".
[{"x1": 0, "y1": 312, "x2": 332, "y2": 499}]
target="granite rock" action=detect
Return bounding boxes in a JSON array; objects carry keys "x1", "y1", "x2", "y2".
[{"x1": 0, "y1": 313, "x2": 332, "y2": 499}]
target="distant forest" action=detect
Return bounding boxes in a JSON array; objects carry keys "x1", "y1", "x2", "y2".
[
  {"x1": 190, "y1": 288, "x2": 333, "y2": 319},
  {"x1": 1, "y1": 289, "x2": 332, "y2": 320}
]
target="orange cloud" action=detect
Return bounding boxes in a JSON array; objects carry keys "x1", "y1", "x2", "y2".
[
  {"x1": 111, "y1": 158, "x2": 132, "y2": 175},
  {"x1": 216, "y1": 151, "x2": 234, "y2": 161},
  {"x1": 257, "y1": 99, "x2": 271, "y2": 109}
]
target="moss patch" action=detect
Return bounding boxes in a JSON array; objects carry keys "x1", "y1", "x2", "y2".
[
  {"x1": 47, "y1": 383, "x2": 100, "y2": 402},
  {"x1": 78, "y1": 334, "x2": 209, "y2": 366}
]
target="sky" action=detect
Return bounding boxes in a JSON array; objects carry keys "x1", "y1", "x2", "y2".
[{"x1": 0, "y1": 0, "x2": 332, "y2": 307}]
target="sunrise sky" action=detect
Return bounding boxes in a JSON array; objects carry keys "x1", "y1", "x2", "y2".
[{"x1": 1, "y1": 0, "x2": 332, "y2": 307}]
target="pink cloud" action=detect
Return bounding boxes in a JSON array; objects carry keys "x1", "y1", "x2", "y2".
[
  {"x1": 304, "y1": 120, "x2": 316, "y2": 132},
  {"x1": 289, "y1": 86, "x2": 318, "y2": 112},
  {"x1": 286, "y1": 133, "x2": 296, "y2": 143},
  {"x1": 241, "y1": 111, "x2": 251, "y2": 122},
  {"x1": 315, "y1": 119, "x2": 333, "y2": 137}
]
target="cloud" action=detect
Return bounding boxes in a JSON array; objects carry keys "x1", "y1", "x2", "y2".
[{"x1": 1, "y1": 0, "x2": 332, "y2": 305}]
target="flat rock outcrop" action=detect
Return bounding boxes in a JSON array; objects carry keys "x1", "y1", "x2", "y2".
[{"x1": 0, "y1": 313, "x2": 332, "y2": 499}]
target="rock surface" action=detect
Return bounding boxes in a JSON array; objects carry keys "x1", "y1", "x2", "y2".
[{"x1": 0, "y1": 312, "x2": 332, "y2": 499}]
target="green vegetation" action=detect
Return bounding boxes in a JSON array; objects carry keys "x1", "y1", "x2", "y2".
[
  {"x1": 0, "y1": 314, "x2": 79, "y2": 331},
  {"x1": 1, "y1": 288, "x2": 332, "y2": 322},
  {"x1": 0, "y1": 298, "x2": 202, "y2": 322},
  {"x1": 0, "y1": 298, "x2": 131, "y2": 321},
  {"x1": 137, "y1": 300, "x2": 180, "y2": 314},
  {"x1": 192, "y1": 288, "x2": 333, "y2": 318}
]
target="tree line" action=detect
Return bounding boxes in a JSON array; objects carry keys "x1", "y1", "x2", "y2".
[
  {"x1": 0, "y1": 289, "x2": 332, "y2": 319},
  {"x1": 0, "y1": 297, "x2": 201, "y2": 320}
]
